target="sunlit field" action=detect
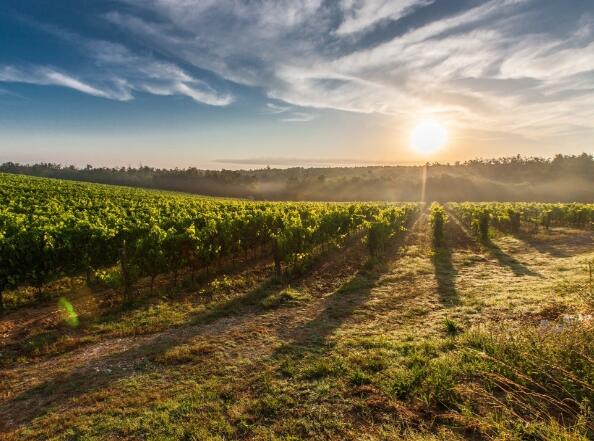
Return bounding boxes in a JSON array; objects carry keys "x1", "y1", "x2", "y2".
[
  {"x1": 1, "y1": 174, "x2": 593, "y2": 440},
  {"x1": 3, "y1": 0, "x2": 594, "y2": 438}
]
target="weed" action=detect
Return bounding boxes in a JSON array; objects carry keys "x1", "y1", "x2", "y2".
[
  {"x1": 350, "y1": 370, "x2": 372, "y2": 386},
  {"x1": 302, "y1": 357, "x2": 347, "y2": 380},
  {"x1": 260, "y1": 287, "x2": 311, "y2": 308},
  {"x1": 443, "y1": 317, "x2": 462, "y2": 336}
]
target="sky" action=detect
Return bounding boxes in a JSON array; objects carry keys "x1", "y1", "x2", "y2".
[{"x1": 0, "y1": 0, "x2": 593, "y2": 168}]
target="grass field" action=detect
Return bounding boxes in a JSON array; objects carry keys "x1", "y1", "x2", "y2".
[{"x1": 1, "y1": 208, "x2": 593, "y2": 440}]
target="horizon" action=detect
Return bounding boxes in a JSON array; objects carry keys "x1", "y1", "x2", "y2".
[
  {"x1": 1, "y1": 1, "x2": 594, "y2": 167},
  {"x1": 3, "y1": 152, "x2": 592, "y2": 172}
]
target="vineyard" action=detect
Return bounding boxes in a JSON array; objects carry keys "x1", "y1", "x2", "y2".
[
  {"x1": 0, "y1": 173, "x2": 418, "y2": 312},
  {"x1": 1, "y1": 173, "x2": 594, "y2": 440},
  {"x1": 447, "y1": 201, "x2": 594, "y2": 239}
]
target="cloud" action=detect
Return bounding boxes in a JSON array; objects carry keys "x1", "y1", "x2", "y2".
[
  {"x1": 280, "y1": 112, "x2": 316, "y2": 123},
  {"x1": 265, "y1": 103, "x2": 290, "y2": 114},
  {"x1": 87, "y1": 40, "x2": 233, "y2": 105},
  {"x1": 0, "y1": 66, "x2": 129, "y2": 100},
  {"x1": 336, "y1": 0, "x2": 433, "y2": 35},
  {"x1": 264, "y1": 102, "x2": 315, "y2": 122},
  {"x1": 105, "y1": 0, "x2": 540, "y2": 123},
  {"x1": 172, "y1": 82, "x2": 232, "y2": 106},
  {"x1": 7, "y1": 0, "x2": 594, "y2": 141},
  {"x1": 0, "y1": 22, "x2": 233, "y2": 106},
  {"x1": 0, "y1": 59, "x2": 233, "y2": 105},
  {"x1": 500, "y1": 39, "x2": 594, "y2": 80},
  {"x1": 215, "y1": 157, "x2": 404, "y2": 166}
]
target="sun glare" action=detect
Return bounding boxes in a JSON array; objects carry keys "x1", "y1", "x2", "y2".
[{"x1": 410, "y1": 119, "x2": 447, "y2": 155}]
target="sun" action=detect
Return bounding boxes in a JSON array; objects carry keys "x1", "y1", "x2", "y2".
[{"x1": 410, "y1": 119, "x2": 447, "y2": 155}]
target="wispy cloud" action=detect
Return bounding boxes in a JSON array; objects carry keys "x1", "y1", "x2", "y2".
[
  {"x1": 100, "y1": 0, "x2": 594, "y2": 140},
  {"x1": 215, "y1": 157, "x2": 408, "y2": 166},
  {"x1": 87, "y1": 40, "x2": 232, "y2": 105},
  {"x1": 0, "y1": 63, "x2": 233, "y2": 105},
  {"x1": 264, "y1": 102, "x2": 315, "y2": 122},
  {"x1": 0, "y1": 21, "x2": 233, "y2": 106},
  {"x1": 4, "y1": 0, "x2": 594, "y2": 143},
  {"x1": 336, "y1": 0, "x2": 433, "y2": 35},
  {"x1": 265, "y1": 103, "x2": 290, "y2": 114},
  {"x1": 280, "y1": 112, "x2": 316, "y2": 123},
  {"x1": 0, "y1": 66, "x2": 129, "y2": 100}
]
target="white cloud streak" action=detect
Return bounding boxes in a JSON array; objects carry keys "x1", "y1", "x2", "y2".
[
  {"x1": 6, "y1": 0, "x2": 594, "y2": 140},
  {"x1": 336, "y1": 0, "x2": 432, "y2": 35},
  {"x1": 280, "y1": 112, "x2": 316, "y2": 123},
  {"x1": 265, "y1": 102, "x2": 315, "y2": 123},
  {"x1": 0, "y1": 66, "x2": 129, "y2": 100},
  {"x1": 265, "y1": 103, "x2": 290, "y2": 114},
  {"x1": 0, "y1": 30, "x2": 232, "y2": 105}
]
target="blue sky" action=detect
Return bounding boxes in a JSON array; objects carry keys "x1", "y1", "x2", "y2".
[{"x1": 1, "y1": 0, "x2": 593, "y2": 168}]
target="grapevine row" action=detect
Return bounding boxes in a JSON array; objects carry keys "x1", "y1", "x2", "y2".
[
  {"x1": 447, "y1": 202, "x2": 594, "y2": 240},
  {"x1": 0, "y1": 173, "x2": 418, "y2": 310}
]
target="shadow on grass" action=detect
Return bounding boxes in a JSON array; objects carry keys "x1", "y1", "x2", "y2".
[
  {"x1": 0, "y1": 273, "x2": 285, "y2": 431},
  {"x1": 431, "y1": 247, "x2": 459, "y2": 306},
  {"x1": 90, "y1": 253, "x2": 274, "y2": 325},
  {"x1": 233, "y1": 234, "x2": 414, "y2": 436},
  {"x1": 293, "y1": 224, "x2": 418, "y2": 347},
  {"x1": 262, "y1": 228, "x2": 413, "y2": 371},
  {"x1": 484, "y1": 240, "x2": 541, "y2": 277},
  {"x1": 513, "y1": 232, "x2": 572, "y2": 258},
  {"x1": 0, "y1": 237, "x2": 370, "y2": 432},
  {"x1": 286, "y1": 259, "x2": 388, "y2": 348},
  {"x1": 250, "y1": 247, "x2": 399, "y2": 418}
]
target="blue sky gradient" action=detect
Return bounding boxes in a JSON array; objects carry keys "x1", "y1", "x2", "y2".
[{"x1": 1, "y1": 0, "x2": 593, "y2": 167}]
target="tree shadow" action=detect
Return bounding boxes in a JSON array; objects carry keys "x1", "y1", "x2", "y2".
[
  {"x1": 252, "y1": 247, "x2": 401, "y2": 409},
  {"x1": 0, "y1": 236, "x2": 372, "y2": 432},
  {"x1": 91, "y1": 253, "x2": 274, "y2": 325},
  {"x1": 282, "y1": 259, "x2": 389, "y2": 348},
  {"x1": 267, "y1": 226, "x2": 414, "y2": 364},
  {"x1": 432, "y1": 247, "x2": 459, "y2": 306},
  {"x1": 484, "y1": 240, "x2": 541, "y2": 277},
  {"x1": 0, "y1": 276, "x2": 280, "y2": 432},
  {"x1": 443, "y1": 208, "x2": 481, "y2": 251},
  {"x1": 513, "y1": 232, "x2": 572, "y2": 258},
  {"x1": 278, "y1": 218, "x2": 419, "y2": 349}
]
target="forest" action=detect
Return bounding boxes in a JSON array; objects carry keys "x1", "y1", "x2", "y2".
[{"x1": 2, "y1": 153, "x2": 593, "y2": 202}]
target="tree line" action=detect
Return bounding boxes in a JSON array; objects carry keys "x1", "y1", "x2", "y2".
[{"x1": 1, "y1": 153, "x2": 593, "y2": 202}]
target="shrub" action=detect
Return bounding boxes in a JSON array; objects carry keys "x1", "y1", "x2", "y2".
[{"x1": 430, "y1": 203, "x2": 448, "y2": 248}]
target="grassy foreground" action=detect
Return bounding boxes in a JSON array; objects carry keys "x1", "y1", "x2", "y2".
[{"x1": 1, "y1": 216, "x2": 593, "y2": 440}]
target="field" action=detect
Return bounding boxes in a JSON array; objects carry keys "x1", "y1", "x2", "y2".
[{"x1": 1, "y1": 173, "x2": 594, "y2": 440}]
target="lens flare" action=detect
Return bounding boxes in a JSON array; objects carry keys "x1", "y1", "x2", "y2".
[{"x1": 58, "y1": 297, "x2": 79, "y2": 327}]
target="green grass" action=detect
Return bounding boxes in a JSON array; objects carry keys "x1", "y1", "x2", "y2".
[
  {"x1": 1, "y1": 225, "x2": 594, "y2": 440},
  {"x1": 443, "y1": 317, "x2": 462, "y2": 336},
  {"x1": 260, "y1": 287, "x2": 311, "y2": 308}
]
